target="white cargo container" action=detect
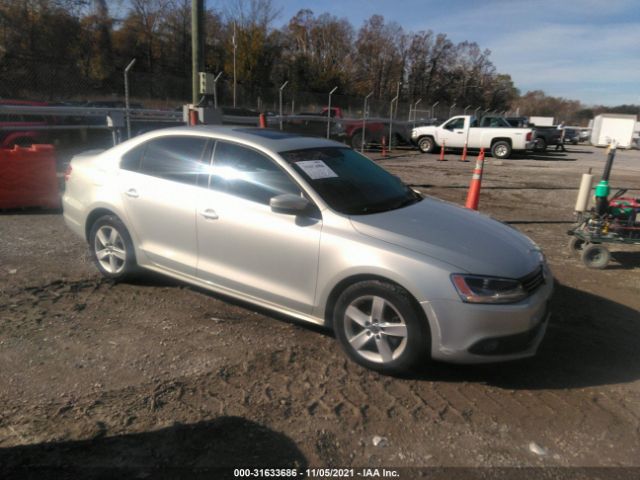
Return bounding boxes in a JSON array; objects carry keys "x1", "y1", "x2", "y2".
[
  {"x1": 528, "y1": 116, "x2": 554, "y2": 126},
  {"x1": 590, "y1": 114, "x2": 637, "y2": 148}
]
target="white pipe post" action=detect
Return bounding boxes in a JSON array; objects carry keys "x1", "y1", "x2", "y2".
[
  {"x1": 124, "y1": 58, "x2": 136, "y2": 139},
  {"x1": 327, "y1": 86, "x2": 338, "y2": 138},
  {"x1": 279, "y1": 80, "x2": 288, "y2": 131},
  {"x1": 362, "y1": 91, "x2": 373, "y2": 153},
  {"x1": 464, "y1": 104, "x2": 471, "y2": 115}
]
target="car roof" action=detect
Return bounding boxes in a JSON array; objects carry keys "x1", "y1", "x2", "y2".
[{"x1": 148, "y1": 125, "x2": 345, "y2": 154}]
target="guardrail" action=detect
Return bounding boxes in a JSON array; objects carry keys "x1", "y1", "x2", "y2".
[{"x1": 0, "y1": 105, "x2": 264, "y2": 145}]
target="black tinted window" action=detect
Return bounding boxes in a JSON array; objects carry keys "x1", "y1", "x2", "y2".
[
  {"x1": 210, "y1": 141, "x2": 300, "y2": 204},
  {"x1": 138, "y1": 136, "x2": 208, "y2": 185},
  {"x1": 121, "y1": 143, "x2": 147, "y2": 172}
]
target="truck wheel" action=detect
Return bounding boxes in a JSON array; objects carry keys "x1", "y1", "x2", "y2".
[
  {"x1": 533, "y1": 138, "x2": 547, "y2": 152},
  {"x1": 418, "y1": 136, "x2": 435, "y2": 153},
  {"x1": 491, "y1": 141, "x2": 512, "y2": 159},
  {"x1": 350, "y1": 131, "x2": 368, "y2": 150},
  {"x1": 581, "y1": 244, "x2": 610, "y2": 269}
]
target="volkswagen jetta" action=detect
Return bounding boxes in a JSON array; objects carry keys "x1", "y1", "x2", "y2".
[{"x1": 63, "y1": 126, "x2": 552, "y2": 373}]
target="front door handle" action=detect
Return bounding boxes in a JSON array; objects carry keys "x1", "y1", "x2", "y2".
[
  {"x1": 200, "y1": 208, "x2": 219, "y2": 220},
  {"x1": 125, "y1": 188, "x2": 139, "y2": 198}
]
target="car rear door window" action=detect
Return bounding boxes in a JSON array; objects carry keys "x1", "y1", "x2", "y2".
[
  {"x1": 134, "y1": 136, "x2": 209, "y2": 185},
  {"x1": 209, "y1": 141, "x2": 301, "y2": 204}
]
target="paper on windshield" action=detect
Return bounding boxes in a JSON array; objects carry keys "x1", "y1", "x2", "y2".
[{"x1": 295, "y1": 160, "x2": 338, "y2": 179}]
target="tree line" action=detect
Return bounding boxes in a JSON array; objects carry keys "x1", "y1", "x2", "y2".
[{"x1": 0, "y1": 0, "x2": 634, "y2": 123}]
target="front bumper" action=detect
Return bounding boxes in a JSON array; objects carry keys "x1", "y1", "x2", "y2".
[{"x1": 421, "y1": 273, "x2": 553, "y2": 364}]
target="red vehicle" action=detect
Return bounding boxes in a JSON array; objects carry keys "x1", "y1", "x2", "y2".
[
  {"x1": 321, "y1": 107, "x2": 387, "y2": 148},
  {"x1": 0, "y1": 99, "x2": 50, "y2": 148}
]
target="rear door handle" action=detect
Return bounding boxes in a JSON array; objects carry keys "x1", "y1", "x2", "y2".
[
  {"x1": 200, "y1": 208, "x2": 219, "y2": 220},
  {"x1": 125, "y1": 188, "x2": 139, "y2": 198}
]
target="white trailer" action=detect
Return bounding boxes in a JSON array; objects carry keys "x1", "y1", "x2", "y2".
[
  {"x1": 528, "y1": 116, "x2": 554, "y2": 126},
  {"x1": 590, "y1": 114, "x2": 637, "y2": 148}
]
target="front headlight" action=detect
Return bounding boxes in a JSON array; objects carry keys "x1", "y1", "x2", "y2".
[{"x1": 451, "y1": 274, "x2": 528, "y2": 304}]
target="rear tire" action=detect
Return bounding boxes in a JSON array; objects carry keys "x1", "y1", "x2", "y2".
[
  {"x1": 533, "y1": 137, "x2": 547, "y2": 152},
  {"x1": 568, "y1": 236, "x2": 585, "y2": 252},
  {"x1": 89, "y1": 215, "x2": 138, "y2": 281},
  {"x1": 333, "y1": 280, "x2": 430, "y2": 374},
  {"x1": 491, "y1": 140, "x2": 512, "y2": 159}
]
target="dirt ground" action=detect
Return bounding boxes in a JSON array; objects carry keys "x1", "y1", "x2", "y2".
[{"x1": 1, "y1": 143, "x2": 639, "y2": 478}]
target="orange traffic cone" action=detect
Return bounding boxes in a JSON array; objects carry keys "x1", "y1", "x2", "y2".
[
  {"x1": 259, "y1": 113, "x2": 267, "y2": 128},
  {"x1": 465, "y1": 148, "x2": 485, "y2": 210},
  {"x1": 438, "y1": 140, "x2": 446, "y2": 161},
  {"x1": 459, "y1": 141, "x2": 469, "y2": 162}
]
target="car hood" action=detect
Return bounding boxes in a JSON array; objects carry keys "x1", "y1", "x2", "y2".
[{"x1": 349, "y1": 197, "x2": 542, "y2": 278}]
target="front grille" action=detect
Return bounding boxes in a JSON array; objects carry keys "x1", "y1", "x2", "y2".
[{"x1": 520, "y1": 266, "x2": 545, "y2": 294}]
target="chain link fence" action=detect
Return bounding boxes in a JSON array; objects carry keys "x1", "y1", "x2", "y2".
[{"x1": 1, "y1": 60, "x2": 514, "y2": 123}]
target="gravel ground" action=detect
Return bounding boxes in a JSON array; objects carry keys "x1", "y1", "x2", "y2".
[{"x1": 1, "y1": 144, "x2": 639, "y2": 478}]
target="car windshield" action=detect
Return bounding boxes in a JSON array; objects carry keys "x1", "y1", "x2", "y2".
[{"x1": 280, "y1": 147, "x2": 422, "y2": 215}]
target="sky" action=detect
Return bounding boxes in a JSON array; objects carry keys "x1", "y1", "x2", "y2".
[{"x1": 256, "y1": 0, "x2": 640, "y2": 107}]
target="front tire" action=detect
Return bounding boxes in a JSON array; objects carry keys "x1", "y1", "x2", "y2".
[
  {"x1": 333, "y1": 280, "x2": 430, "y2": 374},
  {"x1": 418, "y1": 136, "x2": 435, "y2": 153},
  {"x1": 89, "y1": 214, "x2": 137, "y2": 281},
  {"x1": 581, "y1": 244, "x2": 610, "y2": 269},
  {"x1": 491, "y1": 140, "x2": 512, "y2": 159}
]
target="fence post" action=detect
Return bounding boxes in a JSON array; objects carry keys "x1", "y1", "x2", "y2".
[
  {"x1": 362, "y1": 91, "x2": 373, "y2": 153},
  {"x1": 327, "y1": 86, "x2": 338, "y2": 139},
  {"x1": 431, "y1": 101, "x2": 439, "y2": 121},
  {"x1": 213, "y1": 72, "x2": 222, "y2": 109},
  {"x1": 279, "y1": 81, "x2": 288, "y2": 131},
  {"x1": 124, "y1": 58, "x2": 136, "y2": 140}
]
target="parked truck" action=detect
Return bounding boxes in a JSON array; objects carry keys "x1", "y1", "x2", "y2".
[
  {"x1": 590, "y1": 114, "x2": 637, "y2": 148},
  {"x1": 276, "y1": 107, "x2": 416, "y2": 148},
  {"x1": 506, "y1": 116, "x2": 562, "y2": 151},
  {"x1": 411, "y1": 115, "x2": 534, "y2": 159},
  {"x1": 528, "y1": 116, "x2": 554, "y2": 127}
]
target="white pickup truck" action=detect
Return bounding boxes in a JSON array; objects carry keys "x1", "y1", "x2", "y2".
[{"x1": 411, "y1": 115, "x2": 535, "y2": 159}]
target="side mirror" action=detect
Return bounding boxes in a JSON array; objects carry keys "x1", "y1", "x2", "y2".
[{"x1": 270, "y1": 194, "x2": 310, "y2": 215}]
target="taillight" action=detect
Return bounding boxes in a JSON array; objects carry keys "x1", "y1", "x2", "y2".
[
  {"x1": 526, "y1": 131, "x2": 532, "y2": 141},
  {"x1": 64, "y1": 164, "x2": 72, "y2": 181}
]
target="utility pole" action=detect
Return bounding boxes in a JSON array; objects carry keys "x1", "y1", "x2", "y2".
[{"x1": 191, "y1": 0, "x2": 204, "y2": 105}]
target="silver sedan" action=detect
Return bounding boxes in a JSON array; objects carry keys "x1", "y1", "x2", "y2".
[{"x1": 63, "y1": 126, "x2": 553, "y2": 373}]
